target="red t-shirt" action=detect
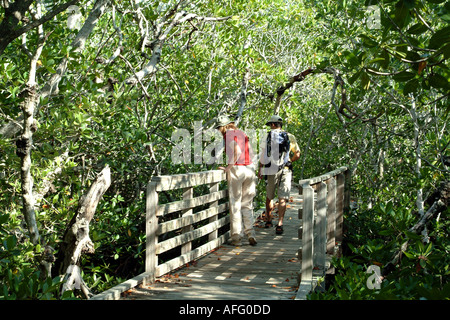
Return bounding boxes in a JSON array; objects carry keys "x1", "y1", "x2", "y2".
[{"x1": 224, "y1": 129, "x2": 252, "y2": 166}]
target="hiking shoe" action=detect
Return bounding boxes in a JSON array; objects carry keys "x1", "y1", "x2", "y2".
[
  {"x1": 248, "y1": 237, "x2": 257, "y2": 246},
  {"x1": 275, "y1": 225, "x2": 284, "y2": 235}
]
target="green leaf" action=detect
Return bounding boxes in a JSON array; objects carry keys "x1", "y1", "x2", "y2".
[
  {"x1": 344, "y1": 50, "x2": 359, "y2": 67},
  {"x1": 424, "y1": 242, "x2": 433, "y2": 256},
  {"x1": 403, "y1": 78, "x2": 419, "y2": 95},
  {"x1": 368, "y1": 58, "x2": 386, "y2": 64},
  {"x1": 429, "y1": 73, "x2": 449, "y2": 89},
  {"x1": 0, "y1": 213, "x2": 8, "y2": 225},
  {"x1": 429, "y1": 25, "x2": 450, "y2": 49},
  {"x1": 378, "y1": 229, "x2": 394, "y2": 236},
  {"x1": 380, "y1": 50, "x2": 390, "y2": 69},
  {"x1": 4, "y1": 235, "x2": 17, "y2": 250},
  {"x1": 393, "y1": 1, "x2": 410, "y2": 28},
  {"x1": 403, "y1": 251, "x2": 415, "y2": 259},
  {"x1": 407, "y1": 23, "x2": 429, "y2": 35},
  {"x1": 442, "y1": 43, "x2": 450, "y2": 60},
  {"x1": 405, "y1": 231, "x2": 422, "y2": 241},
  {"x1": 360, "y1": 71, "x2": 371, "y2": 90},
  {"x1": 348, "y1": 69, "x2": 362, "y2": 85},
  {"x1": 419, "y1": 258, "x2": 427, "y2": 268},
  {"x1": 359, "y1": 34, "x2": 378, "y2": 47},
  {"x1": 393, "y1": 71, "x2": 415, "y2": 82},
  {"x1": 403, "y1": 0, "x2": 416, "y2": 9}
]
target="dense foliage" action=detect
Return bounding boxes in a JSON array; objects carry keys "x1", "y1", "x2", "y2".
[{"x1": 0, "y1": 0, "x2": 448, "y2": 299}]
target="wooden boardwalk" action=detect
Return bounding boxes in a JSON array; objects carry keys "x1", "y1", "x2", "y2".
[
  {"x1": 121, "y1": 190, "x2": 303, "y2": 300},
  {"x1": 91, "y1": 167, "x2": 348, "y2": 301}
]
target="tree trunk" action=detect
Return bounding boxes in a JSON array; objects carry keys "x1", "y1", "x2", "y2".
[
  {"x1": 17, "y1": 1, "x2": 46, "y2": 245},
  {"x1": 55, "y1": 166, "x2": 111, "y2": 297},
  {"x1": 18, "y1": 84, "x2": 40, "y2": 245}
]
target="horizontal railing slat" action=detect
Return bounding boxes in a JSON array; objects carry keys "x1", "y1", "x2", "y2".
[
  {"x1": 158, "y1": 203, "x2": 229, "y2": 235},
  {"x1": 156, "y1": 232, "x2": 229, "y2": 277},
  {"x1": 298, "y1": 166, "x2": 347, "y2": 186},
  {"x1": 158, "y1": 189, "x2": 228, "y2": 217},
  {"x1": 152, "y1": 170, "x2": 226, "y2": 191},
  {"x1": 157, "y1": 215, "x2": 230, "y2": 254}
]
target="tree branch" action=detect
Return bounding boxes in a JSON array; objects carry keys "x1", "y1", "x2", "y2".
[
  {"x1": 0, "y1": 0, "x2": 81, "y2": 55},
  {"x1": 0, "y1": 0, "x2": 110, "y2": 139},
  {"x1": 125, "y1": 10, "x2": 231, "y2": 84},
  {"x1": 382, "y1": 181, "x2": 449, "y2": 277},
  {"x1": 272, "y1": 68, "x2": 314, "y2": 114}
]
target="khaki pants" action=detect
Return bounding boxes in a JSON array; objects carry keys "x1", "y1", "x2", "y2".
[{"x1": 227, "y1": 165, "x2": 256, "y2": 241}]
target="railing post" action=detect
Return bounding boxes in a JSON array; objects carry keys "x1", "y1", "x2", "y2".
[
  {"x1": 336, "y1": 173, "x2": 345, "y2": 245},
  {"x1": 326, "y1": 177, "x2": 336, "y2": 255},
  {"x1": 315, "y1": 181, "x2": 327, "y2": 270},
  {"x1": 300, "y1": 183, "x2": 314, "y2": 285},
  {"x1": 208, "y1": 181, "x2": 219, "y2": 242},
  {"x1": 145, "y1": 182, "x2": 158, "y2": 285},
  {"x1": 344, "y1": 169, "x2": 351, "y2": 214},
  {"x1": 181, "y1": 187, "x2": 193, "y2": 254}
]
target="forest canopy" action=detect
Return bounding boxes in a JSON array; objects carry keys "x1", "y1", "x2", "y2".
[{"x1": 0, "y1": 0, "x2": 449, "y2": 299}]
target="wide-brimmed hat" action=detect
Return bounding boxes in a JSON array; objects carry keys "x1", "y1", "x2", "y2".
[
  {"x1": 265, "y1": 115, "x2": 283, "y2": 125},
  {"x1": 215, "y1": 115, "x2": 233, "y2": 128}
]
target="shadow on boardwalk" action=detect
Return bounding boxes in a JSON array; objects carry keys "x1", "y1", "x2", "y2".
[{"x1": 122, "y1": 188, "x2": 303, "y2": 300}]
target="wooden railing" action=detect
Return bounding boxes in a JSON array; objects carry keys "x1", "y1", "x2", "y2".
[
  {"x1": 145, "y1": 170, "x2": 229, "y2": 283},
  {"x1": 295, "y1": 166, "x2": 350, "y2": 299},
  {"x1": 91, "y1": 167, "x2": 350, "y2": 300}
]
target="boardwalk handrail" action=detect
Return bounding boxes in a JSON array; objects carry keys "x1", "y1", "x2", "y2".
[
  {"x1": 91, "y1": 167, "x2": 350, "y2": 300},
  {"x1": 296, "y1": 166, "x2": 350, "y2": 300},
  {"x1": 145, "y1": 170, "x2": 229, "y2": 283}
]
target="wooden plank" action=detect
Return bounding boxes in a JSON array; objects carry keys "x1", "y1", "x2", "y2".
[
  {"x1": 184, "y1": 262, "x2": 300, "y2": 273},
  {"x1": 158, "y1": 203, "x2": 228, "y2": 235},
  {"x1": 158, "y1": 189, "x2": 227, "y2": 217},
  {"x1": 90, "y1": 272, "x2": 152, "y2": 300},
  {"x1": 128, "y1": 282, "x2": 296, "y2": 300},
  {"x1": 192, "y1": 245, "x2": 301, "y2": 261},
  {"x1": 152, "y1": 170, "x2": 226, "y2": 191},
  {"x1": 169, "y1": 274, "x2": 299, "y2": 286},
  {"x1": 156, "y1": 216, "x2": 230, "y2": 254}
]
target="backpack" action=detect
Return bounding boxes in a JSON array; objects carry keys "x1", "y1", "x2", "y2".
[{"x1": 264, "y1": 130, "x2": 290, "y2": 172}]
